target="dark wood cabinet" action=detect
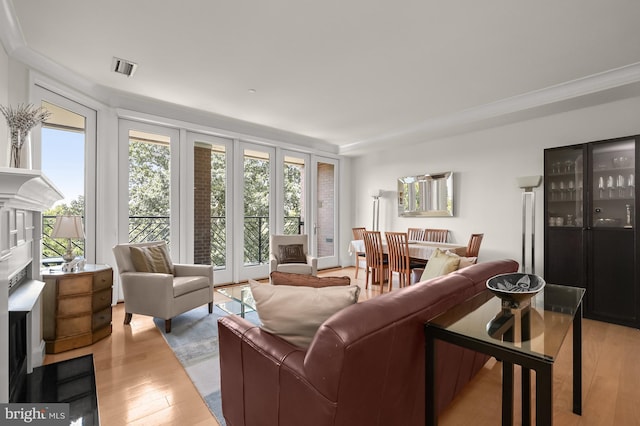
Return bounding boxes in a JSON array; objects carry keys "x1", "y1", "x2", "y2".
[
  {"x1": 544, "y1": 135, "x2": 640, "y2": 328},
  {"x1": 42, "y1": 264, "x2": 113, "y2": 353}
]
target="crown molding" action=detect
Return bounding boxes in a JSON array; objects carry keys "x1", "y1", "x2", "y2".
[
  {"x1": 0, "y1": 0, "x2": 22, "y2": 54},
  {"x1": 339, "y1": 62, "x2": 640, "y2": 156}
]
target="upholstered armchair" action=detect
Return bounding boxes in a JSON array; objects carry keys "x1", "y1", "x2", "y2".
[
  {"x1": 269, "y1": 234, "x2": 318, "y2": 276},
  {"x1": 112, "y1": 241, "x2": 214, "y2": 333}
]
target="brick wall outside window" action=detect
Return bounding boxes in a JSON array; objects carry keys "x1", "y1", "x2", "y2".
[{"x1": 194, "y1": 146, "x2": 212, "y2": 264}]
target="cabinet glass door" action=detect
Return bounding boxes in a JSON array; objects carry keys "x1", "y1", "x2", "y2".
[
  {"x1": 545, "y1": 147, "x2": 584, "y2": 228},
  {"x1": 591, "y1": 139, "x2": 635, "y2": 228}
]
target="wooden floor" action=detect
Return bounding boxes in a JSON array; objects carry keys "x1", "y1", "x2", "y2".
[{"x1": 44, "y1": 266, "x2": 640, "y2": 425}]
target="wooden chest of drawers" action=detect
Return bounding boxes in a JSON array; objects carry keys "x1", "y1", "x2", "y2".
[{"x1": 42, "y1": 264, "x2": 113, "y2": 354}]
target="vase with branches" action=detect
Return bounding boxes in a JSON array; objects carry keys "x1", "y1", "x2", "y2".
[{"x1": 0, "y1": 103, "x2": 51, "y2": 168}]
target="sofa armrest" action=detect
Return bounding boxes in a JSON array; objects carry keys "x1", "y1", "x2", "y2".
[{"x1": 218, "y1": 315, "x2": 305, "y2": 426}]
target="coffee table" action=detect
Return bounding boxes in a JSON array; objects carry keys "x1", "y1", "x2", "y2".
[
  {"x1": 424, "y1": 283, "x2": 585, "y2": 426},
  {"x1": 216, "y1": 284, "x2": 256, "y2": 318}
]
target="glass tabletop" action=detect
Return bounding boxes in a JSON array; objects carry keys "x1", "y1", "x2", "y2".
[
  {"x1": 216, "y1": 284, "x2": 256, "y2": 314},
  {"x1": 427, "y1": 284, "x2": 585, "y2": 361}
]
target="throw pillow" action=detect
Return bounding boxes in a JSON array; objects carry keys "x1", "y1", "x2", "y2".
[
  {"x1": 250, "y1": 282, "x2": 360, "y2": 348},
  {"x1": 270, "y1": 271, "x2": 350, "y2": 288},
  {"x1": 443, "y1": 250, "x2": 478, "y2": 269},
  {"x1": 420, "y1": 248, "x2": 460, "y2": 281},
  {"x1": 278, "y1": 244, "x2": 307, "y2": 264},
  {"x1": 130, "y1": 243, "x2": 174, "y2": 274}
]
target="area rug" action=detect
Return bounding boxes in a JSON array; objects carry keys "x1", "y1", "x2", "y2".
[{"x1": 153, "y1": 304, "x2": 260, "y2": 426}]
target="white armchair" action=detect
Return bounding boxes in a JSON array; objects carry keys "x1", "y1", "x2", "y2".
[
  {"x1": 269, "y1": 234, "x2": 318, "y2": 276},
  {"x1": 112, "y1": 241, "x2": 214, "y2": 333}
]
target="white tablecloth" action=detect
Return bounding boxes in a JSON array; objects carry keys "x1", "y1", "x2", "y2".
[{"x1": 348, "y1": 240, "x2": 466, "y2": 260}]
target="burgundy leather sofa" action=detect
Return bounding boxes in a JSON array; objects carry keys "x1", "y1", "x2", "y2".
[{"x1": 218, "y1": 259, "x2": 519, "y2": 426}]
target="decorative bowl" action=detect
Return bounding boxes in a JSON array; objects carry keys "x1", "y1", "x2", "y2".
[{"x1": 486, "y1": 273, "x2": 545, "y2": 309}]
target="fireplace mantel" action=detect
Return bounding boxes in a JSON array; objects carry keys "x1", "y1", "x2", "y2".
[
  {"x1": 0, "y1": 167, "x2": 64, "y2": 211},
  {"x1": 1, "y1": 167, "x2": 63, "y2": 403}
]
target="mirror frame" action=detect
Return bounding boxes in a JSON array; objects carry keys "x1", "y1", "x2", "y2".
[{"x1": 397, "y1": 171, "x2": 454, "y2": 217}]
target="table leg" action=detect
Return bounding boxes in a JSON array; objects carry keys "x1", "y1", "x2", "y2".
[
  {"x1": 521, "y1": 308, "x2": 531, "y2": 426},
  {"x1": 502, "y1": 326, "x2": 514, "y2": 426},
  {"x1": 425, "y1": 328, "x2": 437, "y2": 426},
  {"x1": 573, "y1": 301, "x2": 583, "y2": 415},
  {"x1": 502, "y1": 361, "x2": 514, "y2": 426},
  {"x1": 536, "y1": 362, "x2": 553, "y2": 425}
]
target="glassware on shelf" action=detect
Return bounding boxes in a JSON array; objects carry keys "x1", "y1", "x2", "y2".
[
  {"x1": 566, "y1": 214, "x2": 575, "y2": 226},
  {"x1": 607, "y1": 175, "x2": 615, "y2": 199},
  {"x1": 598, "y1": 176, "x2": 605, "y2": 199},
  {"x1": 564, "y1": 160, "x2": 574, "y2": 173},
  {"x1": 629, "y1": 174, "x2": 635, "y2": 198},
  {"x1": 618, "y1": 174, "x2": 626, "y2": 198},
  {"x1": 568, "y1": 180, "x2": 575, "y2": 200},
  {"x1": 577, "y1": 179, "x2": 583, "y2": 201}
]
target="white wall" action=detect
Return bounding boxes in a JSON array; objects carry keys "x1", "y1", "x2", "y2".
[{"x1": 350, "y1": 95, "x2": 640, "y2": 271}]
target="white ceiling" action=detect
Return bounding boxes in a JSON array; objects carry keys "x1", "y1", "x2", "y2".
[{"x1": 3, "y1": 0, "x2": 640, "y2": 155}]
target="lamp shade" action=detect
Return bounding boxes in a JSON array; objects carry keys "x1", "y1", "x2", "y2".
[{"x1": 51, "y1": 215, "x2": 85, "y2": 239}]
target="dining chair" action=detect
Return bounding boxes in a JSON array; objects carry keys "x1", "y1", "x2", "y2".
[
  {"x1": 352, "y1": 227, "x2": 367, "y2": 278},
  {"x1": 385, "y1": 231, "x2": 424, "y2": 290},
  {"x1": 407, "y1": 228, "x2": 426, "y2": 241},
  {"x1": 466, "y1": 233, "x2": 484, "y2": 257},
  {"x1": 424, "y1": 228, "x2": 449, "y2": 243},
  {"x1": 362, "y1": 230, "x2": 388, "y2": 291}
]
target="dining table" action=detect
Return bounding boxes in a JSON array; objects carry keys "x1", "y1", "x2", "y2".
[{"x1": 348, "y1": 239, "x2": 467, "y2": 261}]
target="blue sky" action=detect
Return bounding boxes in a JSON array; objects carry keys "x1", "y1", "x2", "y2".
[{"x1": 41, "y1": 127, "x2": 85, "y2": 205}]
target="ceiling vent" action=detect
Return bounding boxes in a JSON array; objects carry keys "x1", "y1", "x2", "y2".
[{"x1": 112, "y1": 57, "x2": 138, "y2": 77}]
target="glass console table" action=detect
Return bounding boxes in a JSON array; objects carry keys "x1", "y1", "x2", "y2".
[{"x1": 425, "y1": 284, "x2": 585, "y2": 425}]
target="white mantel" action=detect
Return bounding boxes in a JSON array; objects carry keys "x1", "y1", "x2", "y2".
[
  {"x1": 0, "y1": 168, "x2": 63, "y2": 403},
  {"x1": 0, "y1": 167, "x2": 64, "y2": 212}
]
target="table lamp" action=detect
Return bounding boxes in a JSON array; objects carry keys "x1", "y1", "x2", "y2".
[{"x1": 51, "y1": 215, "x2": 85, "y2": 263}]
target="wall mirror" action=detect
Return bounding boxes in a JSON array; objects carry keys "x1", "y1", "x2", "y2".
[{"x1": 397, "y1": 172, "x2": 454, "y2": 217}]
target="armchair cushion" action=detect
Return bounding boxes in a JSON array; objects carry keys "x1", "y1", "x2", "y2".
[
  {"x1": 173, "y1": 275, "x2": 211, "y2": 297},
  {"x1": 250, "y1": 282, "x2": 360, "y2": 349},
  {"x1": 129, "y1": 243, "x2": 174, "y2": 274},
  {"x1": 270, "y1": 271, "x2": 350, "y2": 287},
  {"x1": 278, "y1": 244, "x2": 307, "y2": 263}
]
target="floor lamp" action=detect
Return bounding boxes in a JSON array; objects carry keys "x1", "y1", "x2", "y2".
[
  {"x1": 517, "y1": 176, "x2": 542, "y2": 274},
  {"x1": 370, "y1": 189, "x2": 381, "y2": 231}
]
